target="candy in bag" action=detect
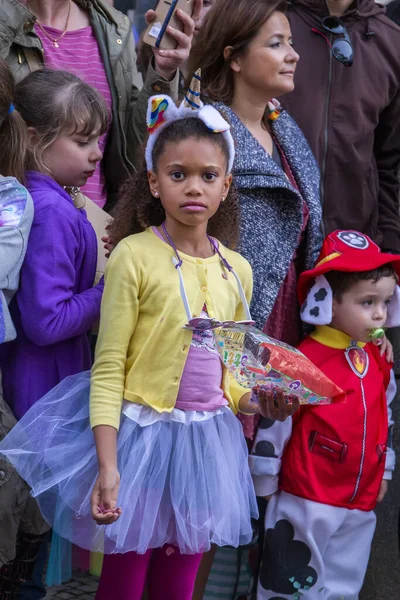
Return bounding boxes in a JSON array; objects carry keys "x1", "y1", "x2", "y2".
[{"x1": 213, "y1": 325, "x2": 345, "y2": 405}]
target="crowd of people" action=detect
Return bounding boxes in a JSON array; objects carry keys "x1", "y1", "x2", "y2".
[{"x1": 0, "y1": 0, "x2": 399, "y2": 599}]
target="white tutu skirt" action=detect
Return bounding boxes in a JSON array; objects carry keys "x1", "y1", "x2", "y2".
[{"x1": 0, "y1": 371, "x2": 258, "y2": 555}]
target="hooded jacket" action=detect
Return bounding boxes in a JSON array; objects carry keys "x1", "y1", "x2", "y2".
[{"x1": 282, "y1": 0, "x2": 400, "y2": 252}]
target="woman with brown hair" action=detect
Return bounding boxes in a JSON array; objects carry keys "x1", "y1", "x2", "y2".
[
  {"x1": 190, "y1": 0, "x2": 322, "y2": 427},
  {"x1": 189, "y1": 1, "x2": 323, "y2": 596}
]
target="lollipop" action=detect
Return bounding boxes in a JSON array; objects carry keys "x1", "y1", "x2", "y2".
[{"x1": 368, "y1": 327, "x2": 386, "y2": 342}]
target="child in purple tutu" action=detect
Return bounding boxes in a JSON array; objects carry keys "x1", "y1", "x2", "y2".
[
  {"x1": 0, "y1": 69, "x2": 107, "y2": 419},
  {"x1": 0, "y1": 69, "x2": 108, "y2": 597},
  {"x1": 0, "y1": 77, "x2": 282, "y2": 600},
  {"x1": 0, "y1": 57, "x2": 49, "y2": 597}
]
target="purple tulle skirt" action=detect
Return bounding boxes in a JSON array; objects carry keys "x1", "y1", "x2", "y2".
[{"x1": 0, "y1": 371, "x2": 258, "y2": 555}]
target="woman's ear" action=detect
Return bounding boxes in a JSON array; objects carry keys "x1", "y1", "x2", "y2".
[
  {"x1": 224, "y1": 46, "x2": 240, "y2": 73},
  {"x1": 147, "y1": 170, "x2": 160, "y2": 198},
  {"x1": 26, "y1": 127, "x2": 40, "y2": 150}
]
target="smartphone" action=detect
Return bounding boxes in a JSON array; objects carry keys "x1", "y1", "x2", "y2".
[{"x1": 143, "y1": 0, "x2": 196, "y2": 51}]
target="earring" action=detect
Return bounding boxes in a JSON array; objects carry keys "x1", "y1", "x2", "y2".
[
  {"x1": 153, "y1": 191, "x2": 159, "y2": 198},
  {"x1": 221, "y1": 195, "x2": 226, "y2": 202}
]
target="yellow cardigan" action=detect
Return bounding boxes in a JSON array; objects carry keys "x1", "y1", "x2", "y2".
[{"x1": 90, "y1": 228, "x2": 253, "y2": 430}]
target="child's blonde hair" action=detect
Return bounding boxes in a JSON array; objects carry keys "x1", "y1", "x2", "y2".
[{"x1": 15, "y1": 69, "x2": 109, "y2": 175}]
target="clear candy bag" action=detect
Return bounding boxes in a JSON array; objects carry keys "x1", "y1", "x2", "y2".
[{"x1": 213, "y1": 325, "x2": 345, "y2": 405}]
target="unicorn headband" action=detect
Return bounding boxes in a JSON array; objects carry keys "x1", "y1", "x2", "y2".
[{"x1": 145, "y1": 69, "x2": 235, "y2": 173}]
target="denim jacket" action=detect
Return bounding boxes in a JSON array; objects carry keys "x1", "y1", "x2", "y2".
[{"x1": 0, "y1": 176, "x2": 33, "y2": 343}]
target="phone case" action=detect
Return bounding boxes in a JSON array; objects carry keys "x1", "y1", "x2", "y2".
[{"x1": 143, "y1": 0, "x2": 195, "y2": 51}]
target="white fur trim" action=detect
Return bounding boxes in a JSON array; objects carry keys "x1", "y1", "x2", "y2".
[
  {"x1": 145, "y1": 95, "x2": 235, "y2": 173},
  {"x1": 301, "y1": 275, "x2": 333, "y2": 325}
]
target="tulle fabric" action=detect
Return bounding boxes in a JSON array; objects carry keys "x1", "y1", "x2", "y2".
[{"x1": 0, "y1": 371, "x2": 258, "y2": 555}]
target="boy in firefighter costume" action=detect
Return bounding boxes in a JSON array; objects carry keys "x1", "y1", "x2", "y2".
[{"x1": 251, "y1": 230, "x2": 399, "y2": 600}]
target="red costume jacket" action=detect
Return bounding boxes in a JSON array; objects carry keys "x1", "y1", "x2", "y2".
[{"x1": 279, "y1": 326, "x2": 392, "y2": 511}]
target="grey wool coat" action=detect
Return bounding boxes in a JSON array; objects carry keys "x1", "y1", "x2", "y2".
[{"x1": 215, "y1": 103, "x2": 323, "y2": 330}]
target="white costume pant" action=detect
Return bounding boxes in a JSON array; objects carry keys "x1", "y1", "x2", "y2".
[{"x1": 257, "y1": 491, "x2": 376, "y2": 600}]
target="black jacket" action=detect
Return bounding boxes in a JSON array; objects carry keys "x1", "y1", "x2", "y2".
[{"x1": 282, "y1": 0, "x2": 400, "y2": 252}]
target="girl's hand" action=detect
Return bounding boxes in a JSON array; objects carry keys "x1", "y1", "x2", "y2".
[
  {"x1": 374, "y1": 335, "x2": 394, "y2": 363},
  {"x1": 91, "y1": 467, "x2": 122, "y2": 525},
  {"x1": 258, "y1": 387, "x2": 300, "y2": 422},
  {"x1": 101, "y1": 235, "x2": 114, "y2": 258},
  {"x1": 377, "y1": 479, "x2": 388, "y2": 503},
  {"x1": 101, "y1": 224, "x2": 114, "y2": 258},
  {"x1": 146, "y1": 0, "x2": 202, "y2": 80}
]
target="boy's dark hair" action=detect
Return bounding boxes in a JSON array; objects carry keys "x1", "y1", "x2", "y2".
[
  {"x1": 325, "y1": 265, "x2": 398, "y2": 300},
  {"x1": 111, "y1": 117, "x2": 240, "y2": 248}
]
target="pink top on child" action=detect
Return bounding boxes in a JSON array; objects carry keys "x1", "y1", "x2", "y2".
[
  {"x1": 175, "y1": 309, "x2": 229, "y2": 412},
  {"x1": 35, "y1": 25, "x2": 112, "y2": 208},
  {"x1": 152, "y1": 228, "x2": 228, "y2": 412}
]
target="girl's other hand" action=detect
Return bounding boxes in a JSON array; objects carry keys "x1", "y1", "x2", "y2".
[
  {"x1": 258, "y1": 387, "x2": 300, "y2": 422},
  {"x1": 101, "y1": 224, "x2": 114, "y2": 258},
  {"x1": 101, "y1": 234, "x2": 114, "y2": 258},
  {"x1": 91, "y1": 467, "x2": 122, "y2": 525},
  {"x1": 375, "y1": 335, "x2": 394, "y2": 363}
]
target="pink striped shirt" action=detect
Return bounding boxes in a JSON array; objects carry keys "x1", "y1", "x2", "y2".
[{"x1": 35, "y1": 25, "x2": 113, "y2": 208}]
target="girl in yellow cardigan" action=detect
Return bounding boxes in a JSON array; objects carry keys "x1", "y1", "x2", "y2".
[{"x1": 0, "y1": 87, "x2": 279, "y2": 600}]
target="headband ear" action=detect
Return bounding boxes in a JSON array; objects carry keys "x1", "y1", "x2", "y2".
[
  {"x1": 386, "y1": 285, "x2": 400, "y2": 328},
  {"x1": 144, "y1": 70, "x2": 235, "y2": 173},
  {"x1": 145, "y1": 95, "x2": 179, "y2": 171},
  {"x1": 300, "y1": 275, "x2": 333, "y2": 326},
  {"x1": 146, "y1": 95, "x2": 177, "y2": 134}
]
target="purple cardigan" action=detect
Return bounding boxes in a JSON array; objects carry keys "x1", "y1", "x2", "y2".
[{"x1": 0, "y1": 172, "x2": 103, "y2": 419}]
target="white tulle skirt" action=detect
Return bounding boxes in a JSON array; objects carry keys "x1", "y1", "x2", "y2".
[{"x1": 0, "y1": 371, "x2": 258, "y2": 555}]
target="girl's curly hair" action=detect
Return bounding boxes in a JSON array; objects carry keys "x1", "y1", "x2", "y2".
[{"x1": 111, "y1": 117, "x2": 240, "y2": 248}]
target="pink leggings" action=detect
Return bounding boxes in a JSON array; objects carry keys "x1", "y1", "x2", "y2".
[{"x1": 95, "y1": 546, "x2": 203, "y2": 600}]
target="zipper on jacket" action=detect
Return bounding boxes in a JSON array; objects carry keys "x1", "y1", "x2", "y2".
[
  {"x1": 112, "y1": 31, "x2": 134, "y2": 173},
  {"x1": 90, "y1": 7, "x2": 134, "y2": 176},
  {"x1": 319, "y1": 38, "x2": 333, "y2": 237},
  {"x1": 349, "y1": 380, "x2": 368, "y2": 504}
]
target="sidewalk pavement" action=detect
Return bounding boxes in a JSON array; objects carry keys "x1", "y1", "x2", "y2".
[{"x1": 45, "y1": 570, "x2": 98, "y2": 599}]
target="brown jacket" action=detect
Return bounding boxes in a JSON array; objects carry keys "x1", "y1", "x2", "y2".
[
  {"x1": 282, "y1": 0, "x2": 400, "y2": 252},
  {"x1": 0, "y1": 0, "x2": 178, "y2": 209}
]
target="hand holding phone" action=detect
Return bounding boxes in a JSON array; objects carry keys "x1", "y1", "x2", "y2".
[
  {"x1": 143, "y1": 0, "x2": 196, "y2": 51},
  {"x1": 143, "y1": 0, "x2": 202, "y2": 81}
]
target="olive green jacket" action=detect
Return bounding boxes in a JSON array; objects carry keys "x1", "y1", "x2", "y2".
[{"x1": 0, "y1": 0, "x2": 179, "y2": 208}]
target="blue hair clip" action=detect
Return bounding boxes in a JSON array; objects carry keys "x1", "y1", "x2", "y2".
[{"x1": 8, "y1": 103, "x2": 15, "y2": 115}]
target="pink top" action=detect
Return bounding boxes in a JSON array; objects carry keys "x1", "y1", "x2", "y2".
[
  {"x1": 152, "y1": 228, "x2": 228, "y2": 412},
  {"x1": 35, "y1": 25, "x2": 112, "y2": 208},
  {"x1": 175, "y1": 309, "x2": 228, "y2": 412}
]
